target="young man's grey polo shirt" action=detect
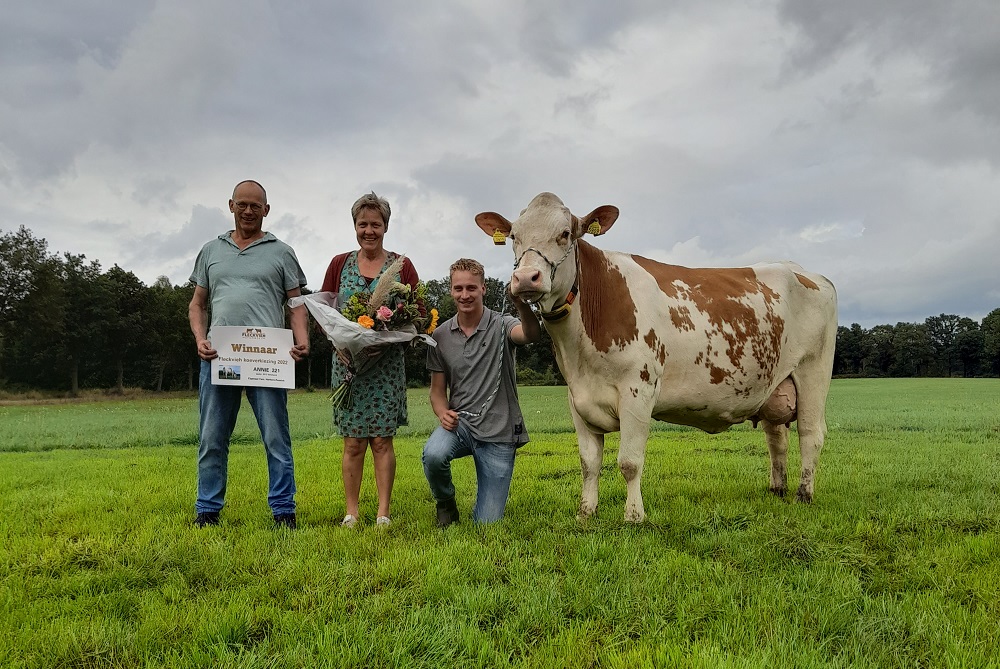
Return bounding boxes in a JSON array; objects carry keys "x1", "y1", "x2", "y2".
[
  {"x1": 426, "y1": 307, "x2": 529, "y2": 446},
  {"x1": 190, "y1": 231, "x2": 306, "y2": 337}
]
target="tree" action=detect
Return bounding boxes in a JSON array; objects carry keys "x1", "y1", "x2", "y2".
[
  {"x1": 834, "y1": 324, "x2": 865, "y2": 375},
  {"x1": 981, "y1": 308, "x2": 1000, "y2": 376},
  {"x1": 57, "y1": 253, "x2": 114, "y2": 394},
  {"x1": 863, "y1": 324, "x2": 895, "y2": 377},
  {"x1": 147, "y1": 277, "x2": 198, "y2": 391},
  {"x1": 0, "y1": 226, "x2": 51, "y2": 322},
  {"x1": 953, "y1": 318, "x2": 983, "y2": 378},
  {"x1": 925, "y1": 314, "x2": 961, "y2": 376},
  {"x1": 105, "y1": 265, "x2": 151, "y2": 392},
  {"x1": 0, "y1": 230, "x2": 65, "y2": 389},
  {"x1": 891, "y1": 322, "x2": 933, "y2": 377}
]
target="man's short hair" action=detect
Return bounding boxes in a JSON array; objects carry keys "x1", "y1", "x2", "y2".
[
  {"x1": 449, "y1": 258, "x2": 486, "y2": 285},
  {"x1": 351, "y1": 191, "x2": 391, "y2": 227},
  {"x1": 233, "y1": 180, "x2": 267, "y2": 203}
]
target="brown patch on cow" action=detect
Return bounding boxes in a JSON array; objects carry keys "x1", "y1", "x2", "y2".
[
  {"x1": 669, "y1": 306, "x2": 695, "y2": 331},
  {"x1": 620, "y1": 460, "x2": 639, "y2": 482},
  {"x1": 577, "y1": 240, "x2": 639, "y2": 352},
  {"x1": 643, "y1": 329, "x2": 667, "y2": 364},
  {"x1": 695, "y1": 352, "x2": 704, "y2": 365},
  {"x1": 631, "y1": 255, "x2": 785, "y2": 380},
  {"x1": 709, "y1": 365, "x2": 730, "y2": 385},
  {"x1": 795, "y1": 273, "x2": 819, "y2": 290},
  {"x1": 639, "y1": 365, "x2": 650, "y2": 383}
]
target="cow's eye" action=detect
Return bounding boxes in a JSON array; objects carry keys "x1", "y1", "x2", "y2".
[{"x1": 560, "y1": 230, "x2": 571, "y2": 241}]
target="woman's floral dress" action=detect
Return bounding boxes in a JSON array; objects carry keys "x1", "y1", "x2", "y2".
[{"x1": 332, "y1": 251, "x2": 408, "y2": 437}]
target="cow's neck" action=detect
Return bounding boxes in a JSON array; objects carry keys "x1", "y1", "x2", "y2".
[
  {"x1": 539, "y1": 283, "x2": 578, "y2": 322},
  {"x1": 546, "y1": 239, "x2": 639, "y2": 361}
]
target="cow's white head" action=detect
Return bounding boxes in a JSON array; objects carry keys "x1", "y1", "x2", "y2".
[{"x1": 476, "y1": 192, "x2": 619, "y2": 314}]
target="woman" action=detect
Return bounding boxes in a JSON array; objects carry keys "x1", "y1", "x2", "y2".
[{"x1": 321, "y1": 192, "x2": 419, "y2": 528}]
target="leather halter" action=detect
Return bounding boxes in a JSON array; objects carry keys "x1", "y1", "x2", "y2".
[{"x1": 513, "y1": 242, "x2": 579, "y2": 322}]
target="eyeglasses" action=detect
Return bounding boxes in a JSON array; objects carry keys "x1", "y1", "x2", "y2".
[{"x1": 233, "y1": 201, "x2": 264, "y2": 213}]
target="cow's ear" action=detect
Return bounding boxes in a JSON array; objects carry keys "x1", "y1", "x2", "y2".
[
  {"x1": 575, "y1": 205, "x2": 620, "y2": 238},
  {"x1": 476, "y1": 212, "x2": 513, "y2": 244}
]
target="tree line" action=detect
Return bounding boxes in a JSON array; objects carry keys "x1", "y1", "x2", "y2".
[
  {"x1": 5, "y1": 225, "x2": 998, "y2": 394},
  {"x1": 834, "y1": 315, "x2": 1000, "y2": 378},
  {"x1": 0, "y1": 226, "x2": 563, "y2": 394}
]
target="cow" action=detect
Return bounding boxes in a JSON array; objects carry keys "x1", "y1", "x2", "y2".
[{"x1": 476, "y1": 192, "x2": 837, "y2": 523}]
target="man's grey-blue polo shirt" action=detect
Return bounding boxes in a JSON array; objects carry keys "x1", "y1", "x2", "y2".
[
  {"x1": 426, "y1": 307, "x2": 529, "y2": 446},
  {"x1": 190, "y1": 231, "x2": 306, "y2": 337}
]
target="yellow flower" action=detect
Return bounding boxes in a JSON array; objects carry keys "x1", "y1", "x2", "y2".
[
  {"x1": 357, "y1": 315, "x2": 375, "y2": 329},
  {"x1": 425, "y1": 308, "x2": 439, "y2": 334}
]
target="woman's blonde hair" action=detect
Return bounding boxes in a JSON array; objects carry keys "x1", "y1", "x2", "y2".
[{"x1": 351, "y1": 191, "x2": 391, "y2": 227}]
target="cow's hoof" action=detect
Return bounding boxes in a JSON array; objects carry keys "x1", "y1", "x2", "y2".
[
  {"x1": 795, "y1": 487, "x2": 814, "y2": 504},
  {"x1": 577, "y1": 503, "x2": 597, "y2": 521},
  {"x1": 769, "y1": 486, "x2": 788, "y2": 498},
  {"x1": 623, "y1": 509, "x2": 645, "y2": 524}
]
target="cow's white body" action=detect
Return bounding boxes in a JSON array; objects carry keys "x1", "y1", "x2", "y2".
[{"x1": 477, "y1": 193, "x2": 837, "y2": 522}]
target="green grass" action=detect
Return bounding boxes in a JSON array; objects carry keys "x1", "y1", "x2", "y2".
[{"x1": 1, "y1": 379, "x2": 999, "y2": 667}]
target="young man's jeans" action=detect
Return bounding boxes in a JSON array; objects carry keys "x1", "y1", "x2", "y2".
[
  {"x1": 422, "y1": 421, "x2": 517, "y2": 523},
  {"x1": 196, "y1": 361, "x2": 296, "y2": 516}
]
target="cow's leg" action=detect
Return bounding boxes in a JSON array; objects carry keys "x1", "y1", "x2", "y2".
[
  {"x1": 791, "y1": 367, "x2": 832, "y2": 503},
  {"x1": 761, "y1": 420, "x2": 788, "y2": 497},
  {"x1": 570, "y1": 399, "x2": 604, "y2": 519},
  {"x1": 618, "y1": 397, "x2": 653, "y2": 523}
]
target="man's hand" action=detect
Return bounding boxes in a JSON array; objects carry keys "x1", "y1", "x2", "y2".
[
  {"x1": 336, "y1": 348, "x2": 351, "y2": 367},
  {"x1": 196, "y1": 338, "x2": 218, "y2": 361},
  {"x1": 437, "y1": 409, "x2": 459, "y2": 431},
  {"x1": 290, "y1": 342, "x2": 310, "y2": 362}
]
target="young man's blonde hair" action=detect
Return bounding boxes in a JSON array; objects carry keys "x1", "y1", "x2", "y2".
[{"x1": 449, "y1": 258, "x2": 485, "y2": 285}]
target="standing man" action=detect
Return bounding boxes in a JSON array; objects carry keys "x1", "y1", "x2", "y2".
[
  {"x1": 188, "y1": 180, "x2": 309, "y2": 529},
  {"x1": 422, "y1": 258, "x2": 541, "y2": 526}
]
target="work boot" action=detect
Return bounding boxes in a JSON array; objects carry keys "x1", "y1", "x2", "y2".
[
  {"x1": 436, "y1": 497, "x2": 459, "y2": 528},
  {"x1": 194, "y1": 511, "x2": 220, "y2": 528},
  {"x1": 273, "y1": 513, "x2": 297, "y2": 529}
]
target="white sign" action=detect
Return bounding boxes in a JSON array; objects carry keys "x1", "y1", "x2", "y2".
[{"x1": 210, "y1": 326, "x2": 295, "y2": 389}]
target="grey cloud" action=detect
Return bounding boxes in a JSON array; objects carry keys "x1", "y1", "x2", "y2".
[
  {"x1": 3, "y1": 0, "x2": 998, "y2": 331},
  {"x1": 132, "y1": 176, "x2": 185, "y2": 209},
  {"x1": 126, "y1": 204, "x2": 228, "y2": 268},
  {"x1": 777, "y1": 0, "x2": 1000, "y2": 123}
]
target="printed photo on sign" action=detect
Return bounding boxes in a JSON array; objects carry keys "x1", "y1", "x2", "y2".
[{"x1": 210, "y1": 326, "x2": 295, "y2": 389}]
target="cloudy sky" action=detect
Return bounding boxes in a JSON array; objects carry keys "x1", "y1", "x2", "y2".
[{"x1": 3, "y1": 0, "x2": 998, "y2": 327}]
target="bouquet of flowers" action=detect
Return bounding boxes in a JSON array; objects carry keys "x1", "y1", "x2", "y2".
[{"x1": 287, "y1": 256, "x2": 438, "y2": 411}]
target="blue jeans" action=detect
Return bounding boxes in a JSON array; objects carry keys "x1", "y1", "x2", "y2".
[
  {"x1": 422, "y1": 422, "x2": 517, "y2": 523},
  {"x1": 196, "y1": 361, "x2": 296, "y2": 515}
]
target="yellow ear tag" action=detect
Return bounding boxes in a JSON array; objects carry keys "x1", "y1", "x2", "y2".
[
  {"x1": 492, "y1": 230, "x2": 507, "y2": 245},
  {"x1": 587, "y1": 221, "x2": 601, "y2": 235}
]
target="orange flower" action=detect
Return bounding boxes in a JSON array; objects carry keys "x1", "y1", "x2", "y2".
[
  {"x1": 425, "y1": 308, "x2": 439, "y2": 334},
  {"x1": 357, "y1": 315, "x2": 375, "y2": 329}
]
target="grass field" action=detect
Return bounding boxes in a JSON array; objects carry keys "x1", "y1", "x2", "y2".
[{"x1": 1, "y1": 379, "x2": 999, "y2": 667}]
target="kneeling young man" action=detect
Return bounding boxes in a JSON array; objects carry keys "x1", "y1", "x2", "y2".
[{"x1": 423, "y1": 258, "x2": 541, "y2": 526}]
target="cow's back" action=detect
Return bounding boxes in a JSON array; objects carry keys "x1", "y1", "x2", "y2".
[{"x1": 559, "y1": 246, "x2": 836, "y2": 433}]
